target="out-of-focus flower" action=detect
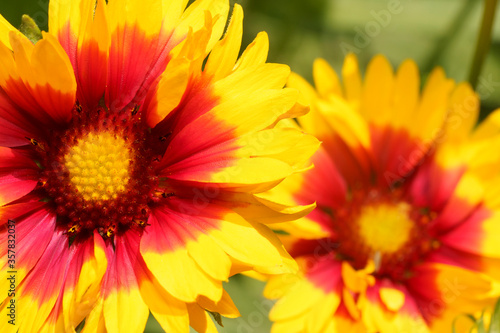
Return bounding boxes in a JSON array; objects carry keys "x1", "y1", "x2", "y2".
[
  {"x1": 0, "y1": 0, "x2": 319, "y2": 331},
  {"x1": 264, "y1": 54, "x2": 500, "y2": 332}
]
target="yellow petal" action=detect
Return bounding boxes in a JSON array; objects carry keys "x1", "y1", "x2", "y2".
[
  {"x1": 161, "y1": 0, "x2": 190, "y2": 31},
  {"x1": 197, "y1": 290, "x2": 240, "y2": 318},
  {"x1": 186, "y1": 303, "x2": 218, "y2": 333},
  {"x1": 342, "y1": 53, "x2": 362, "y2": 102},
  {"x1": 305, "y1": 291, "x2": 341, "y2": 332},
  {"x1": 234, "y1": 31, "x2": 269, "y2": 70},
  {"x1": 392, "y1": 59, "x2": 420, "y2": 129},
  {"x1": 107, "y1": 0, "x2": 163, "y2": 37},
  {"x1": 151, "y1": 307, "x2": 190, "y2": 333},
  {"x1": 471, "y1": 108, "x2": 500, "y2": 140},
  {"x1": 48, "y1": 0, "x2": 84, "y2": 39},
  {"x1": 174, "y1": 0, "x2": 229, "y2": 51},
  {"x1": 142, "y1": 246, "x2": 222, "y2": 303},
  {"x1": 313, "y1": 58, "x2": 342, "y2": 97},
  {"x1": 213, "y1": 63, "x2": 290, "y2": 103},
  {"x1": 269, "y1": 279, "x2": 325, "y2": 321},
  {"x1": 0, "y1": 14, "x2": 16, "y2": 49},
  {"x1": 9, "y1": 32, "x2": 76, "y2": 123},
  {"x1": 103, "y1": 288, "x2": 149, "y2": 333},
  {"x1": 379, "y1": 287, "x2": 405, "y2": 312},
  {"x1": 412, "y1": 67, "x2": 454, "y2": 141},
  {"x1": 146, "y1": 58, "x2": 190, "y2": 127},
  {"x1": 186, "y1": 233, "x2": 232, "y2": 281},
  {"x1": 271, "y1": 315, "x2": 305, "y2": 333},
  {"x1": 80, "y1": 298, "x2": 106, "y2": 333},
  {"x1": 139, "y1": 274, "x2": 189, "y2": 332},
  {"x1": 62, "y1": 234, "x2": 107, "y2": 331},
  {"x1": 361, "y1": 55, "x2": 394, "y2": 125},
  {"x1": 207, "y1": 157, "x2": 293, "y2": 192},
  {"x1": 264, "y1": 273, "x2": 303, "y2": 300},
  {"x1": 235, "y1": 127, "x2": 320, "y2": 169},
  {"x1": 204, "y1": 4, "x2": 243, "y2": 80},
  {"x1": 209, "y1": 219, "x2": 293, "y2": 273},
  {"x1": 442, "y1": 82, "x2": 479, "y2": 142},
  {"x1": 341, "y1": 261, "x2": 375, "y2": 293},
  {"x1": 317, "y1": 95, "x2": 371, "y2": 149}
]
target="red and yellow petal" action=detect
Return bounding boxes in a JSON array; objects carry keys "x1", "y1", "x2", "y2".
[
  {"x1": 143, "y1": 57, "x2": 191, "y2": 127},
  {"x1": 74, "y1": 0, "x2": 109, "y2": 108},
  {"x1": 48, "y1": 0, "x2": 87, "y2": 54},
  {"x1": 407, "y1": 263, "x2": 500, "y2": 324},
  {"x1": 82, "y1": 230, "x2": 192, "y2": 333},
  {"x1": 0, "y1": 31, "x2": 76, "y2": 127},
  {"x1": 159, "y1": 125, "x2": 318, "y2": 195},
  {"x1": 1, "y1": 229, "x2": 70, "y2": 332},
  {"x1": 0, "y1": 89, "x2": 49, "y2": 146},
  {"x1": 49, "y1": 0, "x2": 229, "y2": 111},
  {"x1": 361, "y1": 281, "x2": 429, "y2": 333},
  {"x1": 31, "y1": 232, "x2": 107, "y2": 332},
  {"x1": 0, "y1": 147, "x2": 39, "y2": 206},
  {"x1": 141, "y1": 199, "x2": 296, "y2": 302},
  {"x1": 105, "y1": 0, "x2": 168, "y2": 110},
  {"x1": 0, "y1": 116, "x2": 37, "y2": 147},
  {"x1": 0, "y1": 201, "x2": 54, "y2": 300},
  {"x1": 140, "y1": 204, "x2": 224, "y2": 303},
  {"x1": 100, "y1": 231, "x2": 150, "y2": 333},
  {"x1": 439, "y1": 209, "x2": 500, "y2": 258},
  {"x1": 104, "y1": 0, "x2": 228, "y2": 110}
]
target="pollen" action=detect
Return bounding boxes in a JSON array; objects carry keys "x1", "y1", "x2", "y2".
[
  {"x1": 357, "y1": 203, "x2": 413, "y2": 254},
  {"x1": 64, "y1": 132, "x2": 131, "y2": 201}
]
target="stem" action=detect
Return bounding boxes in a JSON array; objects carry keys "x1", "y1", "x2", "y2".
[{"x1": 469, "y1": 0, "x2": 499, "y2": 89}]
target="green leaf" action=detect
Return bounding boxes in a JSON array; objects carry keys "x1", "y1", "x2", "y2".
[
  {"x1": 19, "y1": 14, "x2": 42, "y2": 44},
  {"x1": 488, "y1": 298, "x2": 500, "y2": 333},
  {"x1": 476, "y1": 312, "x2": 487, "y2": 333}
]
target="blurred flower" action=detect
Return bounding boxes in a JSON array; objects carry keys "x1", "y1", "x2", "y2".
[
  {"x1": 0, "y1": 0, "x2": 319, "y2": 331},
  {"x1": 264, "y1": 54, "x2": 500, "y2": 332}
]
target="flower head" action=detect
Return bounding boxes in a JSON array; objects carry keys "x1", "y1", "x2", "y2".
[
  {"x1": 0, "y1": 1, "x2": 319, "y2": 331},
  {"x1": 264, "y1": 55, "x2": 500, "y2": 332}
]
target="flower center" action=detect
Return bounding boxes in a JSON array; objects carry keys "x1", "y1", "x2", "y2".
[
  {"x1": 357, "y1": 203, "x2": 413, "y2": 254},
  {"x1": 331, "y1": 189, "x2": 436, "y2": 281},
  {"x1": 64, "y1": 132, "x2": 131, "y2": 201},
  {"x1": 39, "y1": 105, "x2": 159, "y2": 239}
]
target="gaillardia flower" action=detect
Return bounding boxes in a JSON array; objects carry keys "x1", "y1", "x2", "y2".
[
  {"x1": 264, "y1": 55, "x2": 500, "y2": 332},
  {"x1": 0, "y1": 0, "x2": 319, "y2": 331}
]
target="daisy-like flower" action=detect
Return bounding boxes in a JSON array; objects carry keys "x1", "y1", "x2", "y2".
[
  {"x1": 264, "y1": 54, "x2": 500, "y2": 332},
  {"x1": 0, "y1": 0, "x2": 319, "y2": 331}
]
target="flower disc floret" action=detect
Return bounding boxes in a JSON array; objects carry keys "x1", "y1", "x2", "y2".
[
  {"x1": 40, "y1": 106, "x2": 157, "y2": 238},
  {"x1": 64, "y1": 131, "x2": 131, "y2": 201}
]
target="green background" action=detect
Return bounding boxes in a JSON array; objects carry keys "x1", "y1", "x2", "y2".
[{"x1": 1, "y1": 0, "x2": 500, "y2": 332}]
